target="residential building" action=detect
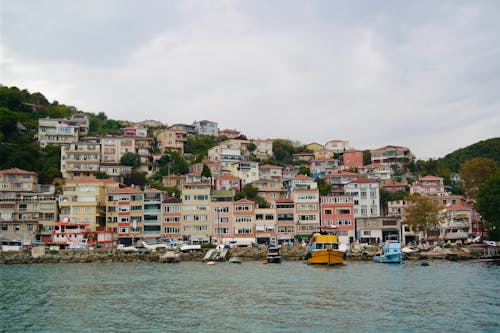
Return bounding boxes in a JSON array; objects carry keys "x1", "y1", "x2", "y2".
[
  {"x1": 0, "y1": 168, "x2": 58, "y2": 242},
  {"x1": 185, "y1": 173, "x2": 203, "y2": 184},
  {"x1": 143, "y1": 188, "x2": 165, "y2": 240},
  {"x1": 208, "y1": 139, "x2": 251, "y2": 166},
  {"x1": 308, "y1": 158, "x2": 338, "y2": 179},
  {"x1": 181, "y1": 182, "x2": 211, "y2": 243},
  {"x1": 122, "y1": 126, "x2": 148, "y2": 138},
  {"x1": 325, "y1": 140, "x2": 350, "y2": 154},
  {"x1": 292, "y1": 189, "x2": 320, "y2": 242},
  {"x1": 360, "y1": 163, "x2": 392, "y2": 181},
  {"x1": 162, "y1": 196, "x2": 182, "y2": 241},
  {"x1": 292, "y1": 151, "x2": 315, "y2": 163},
  {"x1": 106, "y1": 186, "x2": 144, "y2": 245},
  {"x1": 99, "y1": 164, "x2": 132, "y2": 183},
  {"x1": 233, "y1": 198, "x2": 255, "y2": 245},
  {"x1": 157, "y1": 128, "x2": 187, "y2": 155},
  {"x1": 162, "y1": 175, "x2": 185, "y2": 189},
  {"x1": 410, "y1": 176, "x2": 446, "y2": 195},
  {"x1": 275, "y1": 199, "x2": 295, "y2": 245},
  {"x1": 320, "y1": 195, "x2": 355, "y2": 244},
  {"x1": 253, "y1": 179, "x2": 287, "y2": 203},
  {"x1": 371, "y1": 145, "x2": 412, "y2": 165},
  {"x1": 259, "y1": 164, "x2": 283, "y2": 181},
  {"x1": 254, "y1": 207, "x2": 277, "y2": 245},
  {"x1": 189, "y1": 162, "x2": 221, "y2": 178},
  {"x1": 210, "y1": 190, "x2": 234, "y2": 244},
  {"x1": 60, "y1": 177, "x2": 120, "y2": 231},
  {"x1": 100, "y1": 135, "x2": 153, "y2": 174},
  {"x1": 252, "y1": 139, "x2": 274, "y2": 159},
  {"x1": 219, "y1": 129, "x2": 241, "y2": 139},
  {"x1": 342, "y1": 149, "x2": 364, "y2": 169},
  {"x1": 169, "y1": 123, "x2": 196, "y2": 136},
  {"x1": 193, "y1": 120, "x2": 218, "y2": 137},
  {"x1": 287, "y1": 174, "x2": 317, "y2": 192},
  {"x1": 382, "y1": 182, "x2": 407, "y2": 193},
  {"x1": 37, "y1": 117, "x2": 80, "y2": 147},
  {"x1": 443, "y1": 205, "x2": 472, "y2": 244},
  {"x1": 226, "y1": 161, "x2": 259, "y2": 184},
  {"x1": 325, "y1": 171, "x2": 359, "y2": 191},
  {"x1": 213, "y1": 175, "x2": 241, "y2": 195},
  {"x1": 60, "y1": 139, "x2": 101, "y2": 179},
  {"x1": 344, "y1": 179, "x2": 380, "y2": 218},
  {"x1": 356, "y1": 216, "x2": 400, "y2": 245}
]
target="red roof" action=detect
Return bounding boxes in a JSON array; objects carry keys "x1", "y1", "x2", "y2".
[
  {"x1": 372, "y1": 145, "x2": 409, "y2": 151},
  {"x1": 163, "y1": 197, "x2": 182, "y2": 204},
  {"x1": 0, "y1": 168, "x2": 36, "y2": 175},
  {"x1": 293, "y1": 175, "x2": 313, "y2": 180},
  {"x1": 448, "y1": 204, "x2": 472, "y2": 211},
  {"x1": 275, "y1": 198, "x2": 294, "y2": 203},
  {"x1": 420, "y1": 175, "x2": 443, "y2": 180},
  {"x1": 109, "y1": 186, "x2": 141, "y2": 194},
  {"x1": 236, "y1": 198, "x2": 254, "y2": 204}
]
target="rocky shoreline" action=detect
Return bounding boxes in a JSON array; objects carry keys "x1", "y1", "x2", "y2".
[{"x1": 0, "y1": 245, "x2": 491, "y2": 265}]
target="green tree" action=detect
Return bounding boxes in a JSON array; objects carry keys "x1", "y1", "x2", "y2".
[
  {"x1": 477, "y1": 173, "x2": 500, "y2": 241},
  {"x1": 0, "y1": 107, "x2": 19, "y2": 133},
  {"x1": 123, "y1": 171, "x2": 146, "y2": 188},
  {"x1": 460, "y1": 157, "x2": 498, "y2": 200},
  {"x1": 247, "y1": 143, "x2": 257, "y2": 154},
  {"x1": 363, "y1": 150, "x2": 371, "y2": 165},
  {"x1": 298, "y1": 166, "x2": 311, "y2": 176},
  {"x1": 272, "y1": 140, "x2": 296, "y2": 166},
  {"x1": 120, "y1": 152, "x2": 141, "y2": 169},
  {"x1": 316, "y1": 178, "x2": 331, "y2": 196},
  {"x1": 95, "y1": 171, "x2": 110, "y2": 179},
  {"x1": 404, "y1": 194, "x2": 443, "y2": 242},
  {"x1": 201, "y1": 163, "x2": 212, "y2": 179}
]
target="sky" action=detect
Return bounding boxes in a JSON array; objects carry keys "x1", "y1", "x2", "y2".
[{"x1": 1, "y1": 0, "x2": 499, "y2": 159}]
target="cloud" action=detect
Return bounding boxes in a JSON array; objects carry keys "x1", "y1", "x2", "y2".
[{"x1": 1, "y1": 1, "x2": 500, "y2": 159}]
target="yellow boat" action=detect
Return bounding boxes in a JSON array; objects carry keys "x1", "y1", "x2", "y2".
[{"x1": 305, "y1": 233, "x2": 344, "y2": 265}]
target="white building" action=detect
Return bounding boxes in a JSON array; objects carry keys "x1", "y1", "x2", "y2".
[
  {"x1": 193, "y1": 120, "x2": 218, "y2": 137},
  {"x1": 344, "y1": 179, "x2": 380, "y2": 217}
]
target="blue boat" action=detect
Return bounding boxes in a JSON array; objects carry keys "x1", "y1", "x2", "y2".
[{"x1": 373, "y1": 236, "x2": 403, "y2": 264}]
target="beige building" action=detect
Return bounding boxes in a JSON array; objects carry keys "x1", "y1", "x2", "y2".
[
  {"x1": 59, "y1": 177, "x2": 120, "y2": 231},
  {"x1": 157, "y1": 128, "x2": 187, "y2": 155},
  {"x1": 254, "y1": 207, "x2": 276, "y2": 245},
  {"x1": 37, "y1": 114, "x2": 89, "y2": 147},
  {"x1": 60, "y1": 139, "x2": 101, "y2": 179},
  {"x1": 252, "y1": 139, "x2": 274, "y2": 159},
  {"x1": 292, "y1": 189, "x2": 320, "y2": 241},
  {"x1": 0, "y1": 168, "x2": 58, "y2": 243},
  {"x1": 225, "y1": 161, "x2": 259, "y2": 184},
  {"x1": 181, "y1": 182, "x2": 211, "y2": 243}
]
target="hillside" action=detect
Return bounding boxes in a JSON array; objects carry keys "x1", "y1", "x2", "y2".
[{"x1": 438, "y1": 137, "x2": 500, "y2": 172}]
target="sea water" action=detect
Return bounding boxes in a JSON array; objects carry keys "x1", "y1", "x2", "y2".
[{"x1": 1, "y1": 260, "x2": 499, "y2": 332}]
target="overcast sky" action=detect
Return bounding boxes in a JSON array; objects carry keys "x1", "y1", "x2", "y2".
[{"x1": 1, "y1": 1, "x2": 499, "y2": 159}]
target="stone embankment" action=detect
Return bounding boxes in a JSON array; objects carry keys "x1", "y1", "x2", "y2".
[{"x1": 0, "y1": 245, "x2": 490, "y2": 265}]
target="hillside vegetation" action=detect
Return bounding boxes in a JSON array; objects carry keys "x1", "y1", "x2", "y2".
[{"x1": 438, "y1": 138, "x2": 500, "y2": 172}]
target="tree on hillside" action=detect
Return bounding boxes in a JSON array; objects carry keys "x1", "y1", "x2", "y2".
[
  {"x1": 234, "y1": 184, "x2": 270, "y2": 208},
  {"x1": 316, "y1": 178, "x2": 332, "y2": 196},
  {"x1": 460, "y1": 157, "x2": 498, "y2": 200},
  {"x1": 120, "y1": 152, "x2": 141, "y2": 169},
  {"x1": 298, "y1": 166, "x2": 311, "y2": 176},
  {"x1": 272, "y1": 140, "x2": 296, "y2": 166},
  {"x1": 404, "y1": 194, "x2": 443, "y2": 243},
  {"x1": 477, "y1": 174, "x2": 500, "y2": 241},
  {"x1": 201, "y1": 163, "x2": 212, "y2": 179}
]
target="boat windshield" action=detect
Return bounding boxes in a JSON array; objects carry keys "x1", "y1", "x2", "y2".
[{"x1": 315, "y1": 243, "x2": 339, "y2": 250}]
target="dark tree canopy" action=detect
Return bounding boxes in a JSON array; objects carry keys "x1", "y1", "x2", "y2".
[{"x1": 477, "y1": 173, "x2": 500, "y2": 241}]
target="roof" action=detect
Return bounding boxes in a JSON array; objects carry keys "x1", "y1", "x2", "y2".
[
  {"x1": 109, "y1": 186, "x2": 142, "y2": 194},
  {"x1": 236, "y1": 198, "x2": 255, "y2": 204},
  {"x1": 349, "y1": 178, "x2": 378, "y2": 184},
  {"x1": 448, "y1": 204, "x2": 472, "y2": 211},
  {"x1": 0, "y1": 168, "x2": 36, "y2": 175},
  {"x1": 293, "y1": 175, "x2": 313, "y2": 180},
  {"x1": 163, "y1": 197, "x2": 182, "y2": 204},
  {"x1": 144, "y1": 188, "x2": 163, "y2": 193},
  {"x1": 372, "y1": 145, "x2": 409, "y2": 151},
  {"x1": 420, "y1": 175, "x2": 443, "y2": 180},
  {"x1": 259, "y1": 164, "x2": 283, "y2": 169}
]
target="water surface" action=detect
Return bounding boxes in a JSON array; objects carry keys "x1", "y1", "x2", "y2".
[{"x1": 1, "y1": 260, "x2": 499, "y2": 332}]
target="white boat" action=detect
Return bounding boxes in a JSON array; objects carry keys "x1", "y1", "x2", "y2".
[
  {"x1": 1, "y1": 239, "x2": 23, "y2": 252},
  {"x1": 402, "y1": 246, "x2": 419, "y2": 254},
  {"x1": 180, "y1": 244, "x2": 202, "y2": 252}
]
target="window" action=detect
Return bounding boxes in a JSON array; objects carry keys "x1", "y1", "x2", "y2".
[
  {"x1": 324, "y1": 209, "x2": 332, "y2": 215},
  {"x1": 15, "y1": 224, "x2": 20, "y2": 231},
  {"x1": 0, "y1": 224, "x2": 8, "y2": 231},
  {"x1": 336, "y1": 209, "x2": 351, "y2": 215}
]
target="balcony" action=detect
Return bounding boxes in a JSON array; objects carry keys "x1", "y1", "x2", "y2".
[
  {"x1": 448, "y1": 222, "x2": 469, "y2": 229},
  {"x1": 444, "y1": 231, "x2": 469, "y2": 240}
]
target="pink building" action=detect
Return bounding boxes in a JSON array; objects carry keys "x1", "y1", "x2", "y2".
[
  {"x1": 382, "y1": 181, "x2": 407, "y2": 193},
  {"x1": 213, "y1": 175, "x2": 242, "y2": 195},
  {"x1": 320, "y1": 195, "x2": 355, "y2": 243},
  {"x1": 410, "y1": 176, "x2": 446, "y2": 195}
]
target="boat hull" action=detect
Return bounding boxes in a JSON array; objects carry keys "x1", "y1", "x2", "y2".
[
  {"x1": 307, "y1": 249, "x2": 344, "y2": 265},
  {"x1": 374, "y1": 254, "x2": 403, "y2": 263},
  {"x1": 266, "y1": 256, "x2": 282, "y2": 264}
]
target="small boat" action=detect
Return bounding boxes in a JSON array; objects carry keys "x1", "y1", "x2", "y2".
[
  {"x1": 374, "y1": 236, "x2": 403, "y2": 264},
  {"x1": 160, "y1": 251, "x2": 180, "y2": 263},
  {"x1": 206, "y1": 261, "x2": 216, "y2": 265},
  {"x1": 266, "y1": 245, "x2": 282, "y2": 264},
  {"x1": 1, "y1": 239, "x2": 23, "y2": 252},
  {"x1": 402, "y1": 246, "x2": 419, "y2": 254},
  {"x1": 228, "y1": 256, "x2": 242, "y2": 264},
  {"x1": 304, "y1": 233, "x2": 344, "y2": 265}
]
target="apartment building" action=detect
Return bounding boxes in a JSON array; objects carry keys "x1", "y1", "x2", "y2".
[
  {"x1": 360, "y1": 163, "x2": 392, "y2": 181},
  {"x1": 259, "y1": 164, "x2": 283, "y2": 181},
  {"x1": 344, "y1": 179, "x2": 380, "y2": 217},
  {"x1": 60, "y1": 177, "x2": 120, "y2": 231},
  {"x1": 410, "y1": 176, "x2": 446, "y2": 195},
  {"x1": 162, "y1": 196, "x2": 182, "y2": 241},
  {"x1": 325, "y1": 171, "x2": 359, "y2": 191},
  {"x1": 320, "y1": 195, "x2": 355, "y2": 243},
  {"x1": 342, "y1": 149, "x2": 364, "y2": 169},
  {"x1": 253, "y1": 179, "x2": 287, "y2": 203},
  {"x1": 233, "y1": 198, "x2": 255, "y2": 245},
  {"x1": 226, "y1": 161, "x2": 259, "y2": 184},
  {"x1": 371, "y1": 145, "x2": 412, "y2": 165},
  {"x1": 193, "y1": 120, "x2": 218, "y2": 137},
  {"x1": 292, "y1": 189, "x2": 320, "y2": 241},
  {"x1": 106, "y1": 186, "x2": 144, "y2": 245},
  {"x1": 181, "y1": 182, "x2": 211, "y2": 243},
  {"x1": 254, "y1": 207, "x2": 277, "y2": 245},
  {"x1": 37, "y1": 114, "x2": 89, "y2": 147},
  {"x1": 325, "y1": 140, "x2": 350, "y2": 154},
  {"x1": 275, "y1": 199, "x2": 295, "y2": 245},
  {"x1": 219, "y1": 128, "x2": 241, "y2": 139},
  {"x1": 356, "y1": 216, "x2": 401, "y2": 245},
  {"x1": 210, "y1": 190, "x2": 234, "y2": 244},
  {"x1": 213, "y1": 175, "x2": 241, "y2": 195},
  {"x1": 157, "y1": 128, "x2": 187, "y2": 155},
  {"x1": 60, "y1": 139, "x2": 101, "y2": 179},
  {"x1": 308, "y1": 158, "x2": 338, "y2": 178},
  {"x1": 0, "y1": 168, "x2": 58, "y2": 242},
  {"x1": 143, "y1": 188, "x2": 165, "y2": 239},
  {"x1": 252, "y1": 139, "x2": 274, "y2": 159}
]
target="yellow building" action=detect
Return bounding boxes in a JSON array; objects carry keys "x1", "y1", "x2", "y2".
[
  {"x1": 181, "y1": 182, "x2": 211, "y2": 244},
  {"x1": 59, "y1": 177, "x2": 120, "y2": 231}
]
